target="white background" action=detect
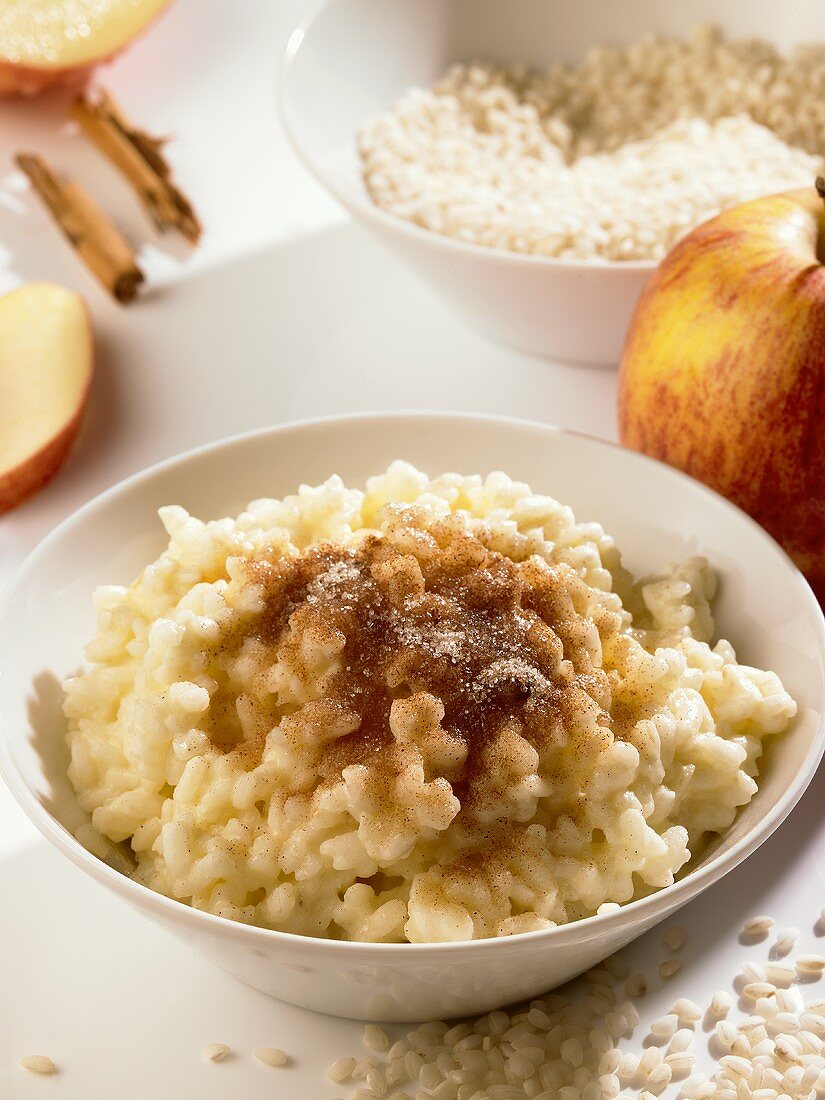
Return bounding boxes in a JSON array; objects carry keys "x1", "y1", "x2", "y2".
[{"x1": 0, "y1": 2, "x2": 823, "y2": 1096}]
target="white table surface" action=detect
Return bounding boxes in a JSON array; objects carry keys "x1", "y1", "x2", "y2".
[{"x1": 1, "y1": 3, "x2": 824, "y2": 1097}]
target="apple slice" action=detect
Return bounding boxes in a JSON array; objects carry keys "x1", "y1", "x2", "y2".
[
  {"x1": 0, "y1": 283, "x2": 93, "y2": 514},
  {"x1": 0, "y1": 0, "x2": 171, "y2": 97}
]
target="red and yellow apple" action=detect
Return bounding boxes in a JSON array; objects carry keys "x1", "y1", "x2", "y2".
[
  {"x1": 0, "y1": 282, "x2": 93, "y2": 513},
  {"x1": 618, "y1": 184, "x2": 825, "y2": 601},
  {"x1": 0, "y1": 0, "x2": 171, "y2": 97}
]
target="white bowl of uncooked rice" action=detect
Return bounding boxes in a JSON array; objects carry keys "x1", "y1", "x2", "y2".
[
  {"x1": 1, "y1": 413, "x2": 823, "y2": 1021},
  {"x1": 281, "y1": 0, "x2": 825, "y2": 364}
]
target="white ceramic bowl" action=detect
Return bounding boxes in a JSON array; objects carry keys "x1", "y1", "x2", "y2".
[
  {"x1": 281, "y1": 0, "x2": 825, "y2": 365},
  {"x1": 1, "y1": 412, "x2": 823, "y2": 1021}
]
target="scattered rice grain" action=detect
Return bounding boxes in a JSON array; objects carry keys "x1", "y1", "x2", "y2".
[
  {"x1": 329, "y1": 1057, "x2": 358, "y2": 1083},
  {"x1": 669, "y1": 1028, "x2": 695, "y2": 1053},
  {"x1": 254, "y1": 1047, "x2": 288, "y2": 1067},
  {"x1": 20, "y1": 1055, "x2": 57, "y2": 1076},
  {"x1": 650, "y1": 1014, "x2": 678, "y2": 1039},
  {"x1": 797, "y1": 955, "x2": 825, "y2": 976},
  {"x1": 743, "y1": 916, "x2": 775, "y2": 937},
  {"x1": 743, "y1": 982, "x2": 777, "y2": 1000},
  {"x1": 741, "y1": 962, "x2": 767, "y2": 983},
  {"x1": 659, "y1": 959, "x2": 682, "y2": 980},
  {"x1": 774, "y1": 927, "x2": 800, "y2": 955},
  {"x1": 625, "y1": 974, "x2": 647, "y2": 998},
  {"x1": 711, "y1": 991, "x2": 733, "y2": 1017},
  {"x1": 671, "y1": 998, "x2": 702, "y2": 1022},
  {"x1": 203, "y1": 1043, "x2": 230, "y2": 1062},
  {"x1": 765, "y1": 963, "x2": 796, "y2": 986},
  {"x1": 661, "y1": 926, "x2": 687, "y2": 952},
  {"x1": 364, "y1": 1025, "x2": 391, "y2": 1052},
  {"x1": 665, "y1": 1051, "x2": 696, "y2": 1075}
]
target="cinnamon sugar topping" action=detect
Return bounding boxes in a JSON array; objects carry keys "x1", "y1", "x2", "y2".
[{"x1": 225, "y1": 511, "x2": 616, "y2": 821}]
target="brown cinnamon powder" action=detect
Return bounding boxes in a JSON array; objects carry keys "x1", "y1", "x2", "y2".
[{"x1": 210, "y1": 515, "x2": 615, "y2": 824}]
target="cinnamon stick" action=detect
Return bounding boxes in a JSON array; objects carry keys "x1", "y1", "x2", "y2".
[
  {"x1": 72, "y1": 90, "x2": 201, "y2": 245},
  {"x1": 16, "y1": 153, "x2": 144, "y2": 304}
]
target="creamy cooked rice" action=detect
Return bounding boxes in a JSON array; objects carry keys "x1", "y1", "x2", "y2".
[
  {"x1": 64, "y1": 463, "x2": 796, "y2": 943},
  {"x1": 359, "y1": 25, "x2": 825, "y2": 261}
]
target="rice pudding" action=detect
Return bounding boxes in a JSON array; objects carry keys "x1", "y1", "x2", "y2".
[{"x1": 64, "y1": 463, "x2": 796, "y2": 942}]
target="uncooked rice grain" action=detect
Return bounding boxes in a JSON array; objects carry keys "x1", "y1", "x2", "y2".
[
  {"x1": 797, "y1": 955, "x2": 825, "y2": 975},
  {"x1": 364, "y1": 1026, "x2": 391, "y2": 1053},
  {"x1": 625, "y1": 974, "x2": 647, "y2": 998},
  {"x1": 638, "y1": 1048, "x2": 663, "y2": 1074},
  {"x1": 669, "y1": 1029, "x2": 695, "y2": 1053},
  {"x1": 741, "y1": 962, "x2": 767, "y2": 983},
  {"x1": 203, "y1": 1043, "x2": 231, "y2": 1062},
  {"x1": 650, "y1": 1014, "x2": 678, "y2": 1039},
  {"x1": 599, "y1": 1071, "x2": 620, "y2": 1097},
  {"x1": 254, "y1": 1047, "x2": 288, "y2": 1067},
  {"x1": 646, "y1": 1062, "x2": 672, "y2": 1088},
  {"x1": 619, "y1": 1052, "x2": 639, "y2": 1079},
  {"x1": 354, "y1": 1058, "x2": 377, "y2": 1079},
  {"x1": 19, "y1": 1055, "x2": 56, "y2": 1075},
  {"x1": 661, "y1": 926, "x2": 687, "y2": 952},
  {"x1": 765, "y1": 962, "x2": 796, "y2": 986},
  {"x1": 775, "y1": 927, "x2": 801, "y2": 955},
  {"x1": 743, "y1": 915, "x2": 775, "y2": 936},
  {"x1": 743, "y1": 982, "x2": 777, "y2": 1000},
  {"x1": 360, "y1": 26, "x2": 825, "y2": 262},
  {"x1": 671, "y1": 998, "x2": 701, "y2": 1023},
  {"x1": 329, "y1": 1058, "x2": 358, "y2": 1083},
  {"x1": 711, "y1": 991, "x2": 732, "y2": 1017},
  {"x1": 365, "y1": 1068, "x2": 386, "y2": 1095},
  {"x1": 715, "y1": 1021, "x2": 738, "y2": 1049},
  {"x1": 659, "y1": 960, "x2": 682, "y2": 980}
]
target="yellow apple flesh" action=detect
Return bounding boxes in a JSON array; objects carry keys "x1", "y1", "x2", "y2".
[
  {"x1": 618, "y1": 185, "x2": 825, "y2": 601},
  {"x1": 0, "y1": 0, "x2": 171, "y2": 96},
  {"x1": 0, "y1": 283, "x2": 93, "y2": 513}
]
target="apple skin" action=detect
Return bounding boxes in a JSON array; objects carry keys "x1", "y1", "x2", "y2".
[
  {"x1": 618, "y1": 186, "x2": 825, "y2": 602},
  {"x1": 0, "y1": 400, "x2": 89, "y2": 514},
  {"x1": 0, "y1": 284, "x2": 94, "y2": 515},
  {"x1": 0, "y1": 62, "x2": 92, "y2": 98}
]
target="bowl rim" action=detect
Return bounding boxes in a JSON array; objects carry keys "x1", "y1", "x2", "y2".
[
  {"x1": 1, "y1": 409, "x2": 823, "y2": 959},
  {"x1": 278, "y1": 0, "x2": 658, "y2": 276}
]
